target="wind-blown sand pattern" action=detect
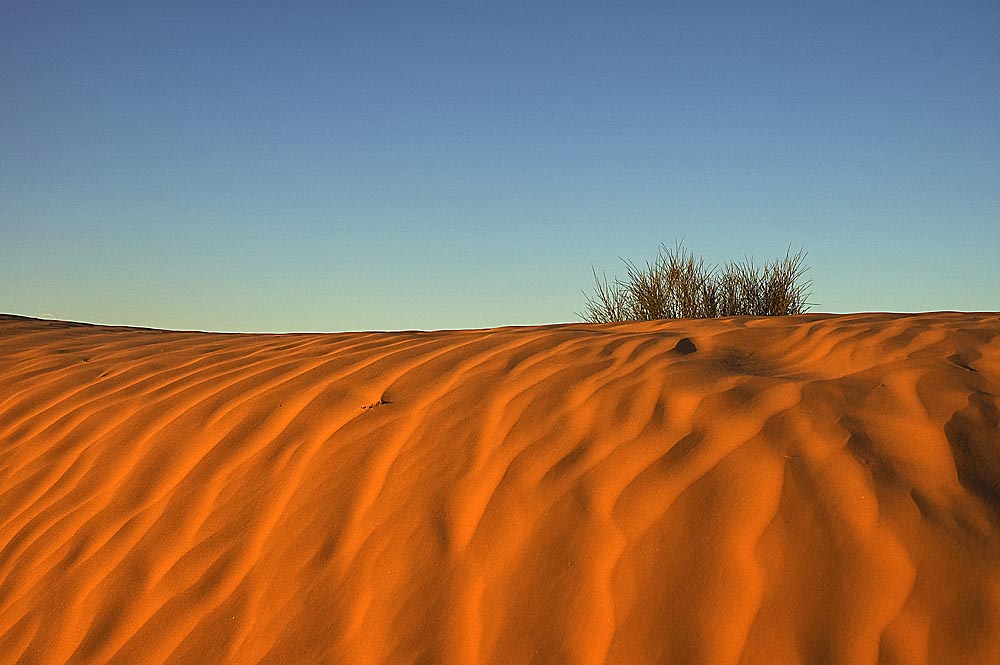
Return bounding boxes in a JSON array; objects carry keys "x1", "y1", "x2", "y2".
[{"x1": 1, "y1": 312, "x2": 999, "y2": 665}]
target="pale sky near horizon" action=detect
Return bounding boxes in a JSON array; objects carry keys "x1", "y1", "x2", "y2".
[{"x1": 3, "y1": 2, "x2": 998, "y2": 332}]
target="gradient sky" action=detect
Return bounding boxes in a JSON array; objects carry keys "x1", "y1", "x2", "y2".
[{"x1": 3, "y1": 2, "x2": 998, "y2": 332}]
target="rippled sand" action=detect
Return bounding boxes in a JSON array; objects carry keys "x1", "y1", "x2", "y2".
[{"x1": 1, "y1": 312, "x2": 999, "y2": 664}]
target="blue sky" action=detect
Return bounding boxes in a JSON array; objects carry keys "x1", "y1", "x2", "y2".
[{"x1": 3, "y1": 1, "x2": 998, "y2": 332}]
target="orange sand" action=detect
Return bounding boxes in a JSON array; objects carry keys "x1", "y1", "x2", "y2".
[{"x1": 1, "y1": 312, "x2": 999, "y2": 665}]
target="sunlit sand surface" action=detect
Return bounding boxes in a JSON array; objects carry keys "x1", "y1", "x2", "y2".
[{"x1": 1, "y1": 312, "x2": 999, "y2": 664}]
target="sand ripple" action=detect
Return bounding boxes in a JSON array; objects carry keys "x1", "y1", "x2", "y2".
[{"x1": 1, "y1": 312, "x2": 999, "y2": 664}]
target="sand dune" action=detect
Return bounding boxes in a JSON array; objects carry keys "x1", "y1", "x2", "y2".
[{"x1": 1, "y1": 312, "x2": 999, "y2": 665}]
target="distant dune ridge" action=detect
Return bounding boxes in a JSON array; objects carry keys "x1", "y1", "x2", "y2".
[{"x1": 1, "y1": 312, "x2": 999, "y2": 665}]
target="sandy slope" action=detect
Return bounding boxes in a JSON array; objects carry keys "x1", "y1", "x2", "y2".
[{"x1": 1, "y1": 312, "x2": 999, "y2": 665}]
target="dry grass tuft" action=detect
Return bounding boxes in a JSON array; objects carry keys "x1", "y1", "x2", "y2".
[{"x1": 580, "y1": 241, "x2": 812, "y2": 323}]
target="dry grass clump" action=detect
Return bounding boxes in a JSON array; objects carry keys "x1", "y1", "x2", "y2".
[{"x1": 580, "y1": 241, "x2": 811, "y2": 323}]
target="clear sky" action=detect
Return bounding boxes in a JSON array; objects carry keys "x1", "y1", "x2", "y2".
[{"x1": 3, "y1": 2, "x2": 998, "y2": 332}]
